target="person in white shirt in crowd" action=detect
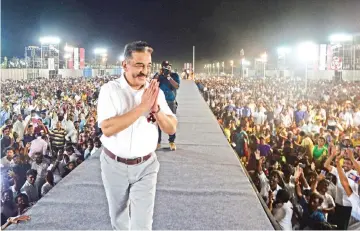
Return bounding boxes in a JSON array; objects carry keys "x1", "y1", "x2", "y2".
[
  {"x1": 335, "y1": 150, "x2": 360, "y2": 230},
  {"x1": 64, "y1": 114, "x2": 77, "y2": 143},
  {"x1": 354, "y1": 107, "x2": 360, "y2": 127},
  {"x1": 256, "y1": 152, "x2": 283, "y2": 204},
  {"x1": 12, "y1": 114, "x2": 25, "y2": 141},
  {"x1": 24, "y1": 110, "x2": 40, "y2": 129},
  {"x1": 49, "y1": 150, "x2": 67, "y2": 184},
  {"x1": 97, "y1": 41, "x2": 177, "y2": 230},
  {"x1": 31, "y1": 152, "x2": 49, "y2": 196},
  {"x1": 41, "y1": 170, "x2": 55, "y2": 197},
  {"x1": 270, "y1": 189, "x2": 293, "y2": 230},
  {"x1": 28, "y1": 134, "x2": 48, "y2": 159},
  {"x1": 20, "y1": 169, "x2": 39, "y2": 204},
  {"x1": 324, "y1": 147, "x2": 359, "y2": 230}
]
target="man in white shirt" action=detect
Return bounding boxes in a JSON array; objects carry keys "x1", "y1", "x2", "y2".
[
  {"x1": 324, "y1": 149, "x2": 359, "y2": 229},
  {"x1": 97, "y1": 41, "x2": 177, "y2": 230},
  {"x1": 12, "y1": 114, "x2": 25, "y2": 141},
  {"x1": 335, "y1": 153, "x2": 360, "y2": 229},
  {"x1": 28, "y1": 135, "x2": 48, "y2": 159}
]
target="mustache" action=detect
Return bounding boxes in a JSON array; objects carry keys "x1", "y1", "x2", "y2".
[{"x1": 136, "y1": 72, "x2": 147, "y2": 78}]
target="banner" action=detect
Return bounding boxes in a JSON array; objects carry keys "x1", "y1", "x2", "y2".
[
  {"x1": 319, "y1": 44, "x2": 327, "y2": 70},
  {"x1": 68, "y1": 48, "x2": 74, "y2": 69},
  {"x1": 330, "y1": 56, "x2": 342, "y2": 70},
  {"x1": 79, "y1": 48, "x2": 85, "y2": 69},
  {"x1": 327, "y1": 45, "x2": 333, "y2": 70},
  {"x1": 48, "y1": 58, "x2": 55, "y2": 70},
  {"x1": 74, "y1": 48, "x2": 79, "y2": 70}
]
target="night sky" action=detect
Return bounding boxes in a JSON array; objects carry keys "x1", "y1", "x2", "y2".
[{"x1": 2, "y1": 0, "x2": 360, "y2": 68}]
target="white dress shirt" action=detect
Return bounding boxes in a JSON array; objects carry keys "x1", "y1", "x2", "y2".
[
  {"x1": 13, "y1": 120, "x2": 25, "y2": 140},
  {"x1": 97, "y1": 76, "x2": 176, "y2": 158},
  {"x1": 331, "y1": 167, "x2": 359, "y2": 207},
  {"x1": 29, "y1": 136, "x2": 48, "y2": 158}
]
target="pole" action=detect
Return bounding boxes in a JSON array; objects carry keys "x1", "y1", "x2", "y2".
[
  {"x1": 305, "y1": 62, "x2": 308, "y2": 92},
  {"x1": 353, "y1": 40, "x2": 355, "y2": 82},
  {"x1": 193, "y1": 46, "x2": 195, "y2": 78},
  {"x1": 40, "y1": 45, "x2": 43, "y2": 69},
  {"x1": 263, "y1": 61, "x2": 266, "y2": 79}
]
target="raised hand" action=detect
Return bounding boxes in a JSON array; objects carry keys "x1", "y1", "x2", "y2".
[
  {"x1": 141, "y1": 80, "x2": 159, "y2": 111},
  {"x1": 254, "y1": 149, "x2": 261, "y2": 160},
  {"x1": 151, "y1": 85, "x2": 160, "y2": 113},
  {"x1": 8, "y1": 215, "x2": 30, "y2": 224},
  {"x1": 347, "y1": 148, "x2": 354, "y2": 160}
]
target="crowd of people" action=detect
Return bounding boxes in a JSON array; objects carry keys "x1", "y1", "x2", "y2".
[
  {"x1": 196, "y1": 76, "x2": 360, "y2": 230},
  {"x1": 2, "y1": 72, "x2": 360, "y2": 230},
  {"x1": 0, "y1": 76, "x2": 111, "y2": 228}
]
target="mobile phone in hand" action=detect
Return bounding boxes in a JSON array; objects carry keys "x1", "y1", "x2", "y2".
[
  {"x1": 348, "y1": 172, "x2": 360, "y2": 183},
  {"x1": 299, "y1": 163, "x2": 306, "y2": 169}
]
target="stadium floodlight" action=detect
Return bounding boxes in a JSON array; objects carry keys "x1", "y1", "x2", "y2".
[
  {"x1": 230, "y1": 60, "x2": 234, "y2": 76},
  {"x1": 297, "y1": 41, "x2": 317, "y2": 92},
  {"x1": 94, "y1": 48, "x2": 107, "y2": 54},
  {"x1": 329, "y1": 33, "x2": 353, "y2": 43},
  {"x1": 260, "y1": 52, "x2": 268, "y2": 62},
  {"x1": 297, "y1": 41, "x2": 317, "y2": 61},
  {"x1": 277, "y1": 47, "x2": 292, "y2": 56},
  {"x1": 40, "y1": 36, "x2": 60, "y2": 44},
  {"x1": 64, "y1": 45, "x2": 73, "y2": 52}
]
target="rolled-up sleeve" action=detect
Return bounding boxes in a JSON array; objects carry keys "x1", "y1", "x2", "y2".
[
  {"x1": 348, "y1": 193, "x2": 360, "y2": 220},
  {"x1": 97, "y1": 84, "x2": 118, "y2": 127},
  {"x1": 158, "y1": 89, "x2": 176, "y2": 118}
]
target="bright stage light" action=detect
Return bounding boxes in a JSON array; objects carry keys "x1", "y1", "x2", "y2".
[
  {"x1": 119, "y1": 55, "x2": 125, "y2": 61},
  {"x1": 64, "y1": 45, "x2": 73, "y2": 52},
  {"x1": 297, "y1": 41, "x2": 317, "y2": 61},
  {"x1": 329, "y1": 33, "x2": 353, "y2": 42},
  {"x1": 94, "y1": 48, "x2": 107, "y2": 54},
  {"x1": 40, "y1": 36, "x2": 60, "y2": 44},
  {"x1": 277, "y1": 47, "x2": 292, "y2": 56},
  {"x1": 260, "y1": 52, "x2": 268, "y2": 62}
]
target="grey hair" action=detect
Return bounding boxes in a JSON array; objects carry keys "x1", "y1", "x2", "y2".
[{"x1": 123, "y1": 41, "x2": 153, "y2": 60}]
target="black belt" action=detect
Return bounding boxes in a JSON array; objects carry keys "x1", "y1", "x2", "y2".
[{"x1": 103, "y1": 148, "x2": 152, "y2": 165}]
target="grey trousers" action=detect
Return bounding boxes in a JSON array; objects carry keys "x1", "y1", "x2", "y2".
[{"x1": 100, "y1": 151, "x2": 160, "y2": 230}]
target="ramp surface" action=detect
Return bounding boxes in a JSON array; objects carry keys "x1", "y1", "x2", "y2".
[{"x1": 9, "y1": 80, "x2": 274, "y2": 230}]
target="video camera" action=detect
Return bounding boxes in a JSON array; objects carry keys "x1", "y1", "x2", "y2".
[{"x1": 161, "y1": 60, "x2": 172, "y2": 76}]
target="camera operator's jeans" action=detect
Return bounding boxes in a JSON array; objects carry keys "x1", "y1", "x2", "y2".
[{"x1": 158, "y1": 100, "x2": 177, "y2": 144}]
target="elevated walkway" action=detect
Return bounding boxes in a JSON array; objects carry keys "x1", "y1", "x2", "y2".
[{"x1": 9, "y1": 80, "x2": 274, "y2": 230}]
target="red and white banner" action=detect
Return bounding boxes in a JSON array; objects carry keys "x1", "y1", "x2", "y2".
[
  {"x1": 326, "y1": 45, "x2": 333, "y2": 70},
  {"x1": 74, "y1": 48, "x2": 79, "y2": 70},
  {"x1": 68, "y1": 48, "x2": 74, "y2": 69},
  {"x1": 79, "y1": 48, "x2": 85, "y2": 69},
  {"x1": 330, "y1": 56, "x2": 342, "y2": 70}
]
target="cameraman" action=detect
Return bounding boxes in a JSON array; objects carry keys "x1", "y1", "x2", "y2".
[{"x1": 153, "y1": 61, "x2": 180, "y2": 150}]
